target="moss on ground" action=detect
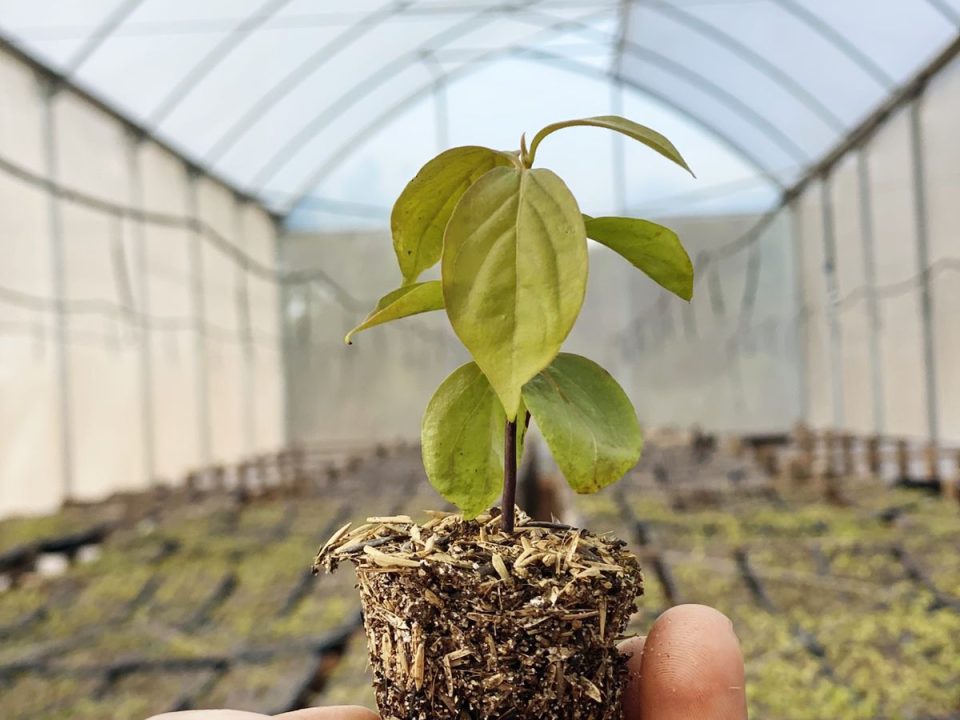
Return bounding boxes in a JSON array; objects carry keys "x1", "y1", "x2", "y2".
[
  {"x1": 2, "y1": 445, "x2": 958, "y2": 719},
  {"x1": 578, "y1": 453, "x2": 960, "y2": 720}
]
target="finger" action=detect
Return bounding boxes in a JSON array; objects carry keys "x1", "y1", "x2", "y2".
[
  {"x1": 618, "y1": 635, "x2": 646, "y2": 720},
  {"x1": 148, "y1": 713, "x2": 268, "y2": 720},
  {"x1": 274, "y1": 706, "x2": 379, "y2": 719},
  {"x1": 635, "y1": 604, "x2": 747, "y2": 720}
]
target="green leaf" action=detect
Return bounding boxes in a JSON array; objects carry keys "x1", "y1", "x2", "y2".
[
  {"x1": 528, "y1": 115, "x2": 693, "y2": 176},
  {"x1": 344, "y1": 281, "x2": 444, "y2": 344},
  {"x1": 421, "y1": 362, "x2": 526, "y2": 518},
  {"x1": 392, "y1": 146, "x2": 516, "y2": 284},
  {"x1": 584, "y1": 216, "x2": 694, "y2": 301},
  {"x1": 522, "y1": 353, "x2": 642, "y2": 494},
  {"x1": 442, "y1": 166, "x2": 587, "y2": 420}
]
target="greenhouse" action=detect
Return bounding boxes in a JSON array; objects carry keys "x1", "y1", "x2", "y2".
[{"x1": 0, "y1": 1, "x2": 958, "y2": 718}]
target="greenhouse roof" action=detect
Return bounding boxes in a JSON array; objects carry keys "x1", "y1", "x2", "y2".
[{"x1": 1, "y1": 0, "x2": 958, "y2": 222}]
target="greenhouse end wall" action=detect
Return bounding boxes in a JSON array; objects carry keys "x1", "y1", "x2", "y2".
[
  {"x1": 0, "y1": 46, "x2": 285, "y2": 518},
  {"x1": 282, "y1": 211, "x2": 800, "y2": 444}
]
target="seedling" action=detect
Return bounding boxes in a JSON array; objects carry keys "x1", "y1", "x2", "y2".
[
  {"x1": 346, "y1": 115, "x2": 694, "y2": 532},
  {"x1": 322, "y1": 116, "x2": 694, "y2": 718}
]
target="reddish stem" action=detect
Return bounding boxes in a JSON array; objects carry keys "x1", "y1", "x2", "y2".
[{"x1": 502, "y1": 418, "x2": 518, "y2": 533}]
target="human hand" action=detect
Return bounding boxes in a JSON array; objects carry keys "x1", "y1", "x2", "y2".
[
  {"x1": 620, "y1": 604, "x2": 746, "y2": 720},
  {"x1": 149, "y1": 604, "x2": 746, "y2": 720}
]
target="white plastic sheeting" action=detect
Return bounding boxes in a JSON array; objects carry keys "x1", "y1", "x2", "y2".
[
  {"x1": 580, "y1": 211, "x2": 801, "y2": 434},
  {"x1": 0, "y1": 45, "x2": 284, "y2": 518},
  {"x1": 924, "y1": 56, "x2": 960, "y2": 446},
  {"x1": 794, "y1": 53, "x2": 960, "y2": 446},
  {"x1": 281, "y1": 230, "x2": 467, "y2": 445},
  {"x1": 0, "y1": 1, "x2": 956, "y2": 214},
  {"x1": 2, "y1": 1, "x2": 960, "y2": 520},
  {"x1": 284, "y1": 210, "x2": 801, "y2": 444}
]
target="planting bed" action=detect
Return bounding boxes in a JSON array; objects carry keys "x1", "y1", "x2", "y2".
[
  {"x1": 577, "y1": 442, "x2": 959, "y2": 720},
  {"x1": 1, "y1": 439, "x2": 958, "y2": 719}
]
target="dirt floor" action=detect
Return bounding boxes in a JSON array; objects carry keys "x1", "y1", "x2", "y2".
[{"x1": 0, "y1": 441, "x2": 958, "y2": 719}]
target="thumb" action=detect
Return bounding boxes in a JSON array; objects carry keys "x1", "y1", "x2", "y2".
[{"x1": 620, "y1": 605, "x2": 747, "y2": 720}]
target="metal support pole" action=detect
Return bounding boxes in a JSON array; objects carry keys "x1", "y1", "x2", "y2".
[
  {"x1": 126, "y1": 132, "x2": 156, "y2": 486},
  {"x1": 908, "y1": 97, "x2": 940, "y2": 448},
  {"x1": 790, "y1": 200, "x2": 810, "y2": 424},
  {"x1": 610, "y1": 79, "x2": 627, "y2": 214},
  {"x1": 433, "y1": 77, "x2": 449, "y2": 153},
  {"x1": 609, "y1": 79, "x2": 636, "y2": 391},
  {"x1": 856, "y1": 150, "x2": 885, "y2": 436},
  {"x1": 186, "y1": 171, "x2": 212, "y2": 467},
  {"x1": 276, "y1": 221, "x2": 293, "y2": 449},
  {"x1": 40, "y1": 78, "x2": 75, "y2": 502},
  {"x1": 819, "y1": 176, "x2": 845, "y2": 429},
  {"x1": 234, "y1": 198, "x2": 257, "y2": 458}
]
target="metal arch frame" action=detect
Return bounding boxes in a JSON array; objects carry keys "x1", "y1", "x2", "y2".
[
  {"x1": 644, "y1": 2, "x2": 845, "y2": 133},
  {"x1": 250, "y1": 2, "x2": 816, "y2": 194},
  {"x1": 253, "y1": 7, "x2": 798, "y2": 202},
  {"x1": 201, "y1": 0, "x2": 415, "y2": 166},
  {"x1": 146, "y1": 0, "x2": 297, "y2": 127},
  {"x1": 245, "y1": 0, "x2": 549, "y2": 189},
  {"x1": 519, "y1": 9, "x2": 810, "y2": 163},
  {"x1": 9, "y1": 0, "x2": 950, "y2": 224},
  {"x1": 925, "y1": 0, "x2": 960, "y2": 26},
  {"x1": 270, "y1": 11, "x2": 799, "y2": 211},
  {"x1": 248, "y1": 0, "x2": 815, "y2": 191},
  {"x1": 533, "y1": 50, "x2": 790, "y2": 191},
  {"x1": 770, "y1": 0, "x2": 895, "y2": 91},
  {"x1": 63, "y1": 0, "x2": 146, "y2": 75},
  {"x1": 279, "y1": 45, "x2": 785, "y2": 218}
]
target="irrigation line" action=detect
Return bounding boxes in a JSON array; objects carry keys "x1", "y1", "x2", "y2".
[
  {"x1": 0, "y1": 150, "x2": 369, "y2": 313},
  {"x1": 0, "y1": 285, "x2": 282, "y2": 349},
  {"x1": 835, "y1": 256, "x2": 960, "y2": 311}
]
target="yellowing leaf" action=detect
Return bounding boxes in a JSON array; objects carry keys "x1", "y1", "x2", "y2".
[
  {"x1": 528, "y1": 115, "x2": 693, "y2": 176},
  {"x1": 522, "y1": 354, "x2": 642, "y2": 494},
  {"x1": 584, "y1": 216, "x2": 694, "y2": 301},
  {"x1": 421, "y1": 362, "x2": 525, "y2": 518},
  {"x1": 344, "y1": 281, "x2": 443, "y2": 344},
  {"x1": 391, "y1": 146, "x2": 516, "y2": 284},
  {"x1": 442, "y1": 166, "x2": 587, "y2": 420}
]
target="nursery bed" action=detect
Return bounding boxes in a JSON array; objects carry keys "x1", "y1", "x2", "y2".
[{"x1": 0, "y1": 441, "x2": 958, "y2": 719}]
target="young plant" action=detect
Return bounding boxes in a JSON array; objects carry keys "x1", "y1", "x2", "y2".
[{"x1": 346, "y1": 115, "x2": 694, "y2": 532}]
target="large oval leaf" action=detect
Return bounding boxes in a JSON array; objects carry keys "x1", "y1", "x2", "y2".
[
  {"x1": 584, "y1": 216, "x2": 694, "y2": 301},
  {"x1": 528, "y1": 115, "x2": 693, "y2": 176},
  {"x1": 421, "y1": 362, "x2": 526, "y2": 518},
  {"x1": 392, "y1": 146, "x2": 516, "y2": 284},
  {"x1": 522, "y1": 353, "x2": 642, "y2": 494},
  {"x1": 442, "y1": 166, "x2": 587, "y2": 420},
  {"x1": 344, "y1": 281, "x2": 443, "y2": 344}
]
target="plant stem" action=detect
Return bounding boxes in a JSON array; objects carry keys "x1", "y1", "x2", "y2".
[{"x1": 502, "y1": 418, "x2": 518, "y2": 533}]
